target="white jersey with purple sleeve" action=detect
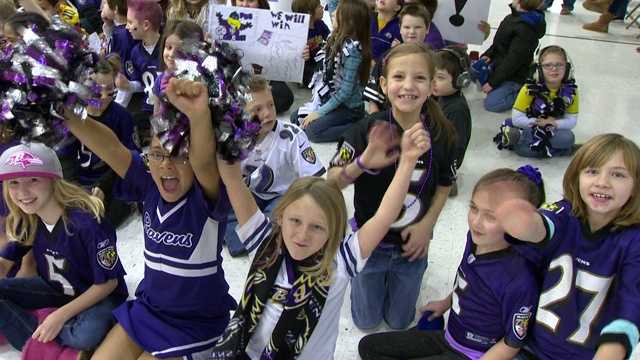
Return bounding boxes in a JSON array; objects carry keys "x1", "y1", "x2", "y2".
[
  {"x1": 234, "y1": 210, "x2": 366, "y2": 359},
  {"x1": 507, "y1": 199, "x2": 640, "y2": 359},
  {"x1": 112, "y1": 152, "x2": 236, "y2": 358},
  {"x1": 0, "y1": 209, "x2": 128, "y2": 300},
  {"x1": 445, "y1": 234, "x2": 539, "y2": 358},
  {"x1": 241, "y1": 121, "x2": 326, "y2": 201},
  {"x1": 124, "y1": 41, "x2": 159, "y2": 113}
]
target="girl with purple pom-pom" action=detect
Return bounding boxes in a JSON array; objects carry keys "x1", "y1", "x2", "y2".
[{"x1": 63, "y1": 77, "x2": 237, "y2": 358}]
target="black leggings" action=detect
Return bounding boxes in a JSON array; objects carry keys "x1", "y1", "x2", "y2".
[{"x1": 359, "y1": 329, "x2": 466, "y2": 360}]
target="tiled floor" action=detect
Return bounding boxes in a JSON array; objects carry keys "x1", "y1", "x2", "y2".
[{"x1": 2, "y1": 1, "x2": 639, "y2": 358}]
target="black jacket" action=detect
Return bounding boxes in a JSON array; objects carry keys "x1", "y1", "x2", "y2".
[{"x1": 482, "y1": 5, "x2": 546, "y2": 87}]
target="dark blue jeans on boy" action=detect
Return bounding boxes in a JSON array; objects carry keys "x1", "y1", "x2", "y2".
[
  {"x1": 0, "y1": 277, "x2": 120, "y2": 351},
  {"x1": 484, "y1": 81, "x2": 522, "y2": 113},
  {"x1": 225, "y1": 195, "x2": 280, "y2": 257}
]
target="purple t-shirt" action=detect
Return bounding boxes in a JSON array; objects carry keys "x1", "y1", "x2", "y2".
[
  {"x1": 425, "y1": 23, "x2": 446, "y2": 50},
  {"x1": 124, "y1": 41, "x2": 160, "y2": 113},
  {"x1": 370, "y1": 13, "x2": 401, "y2": 61},
  {"x1": 446, "y1": 234, "x2": 539, "y2": 356},
  {"x1": 0, "y1": 209, "x2": 128, "y2": 300},
  {"x1": 116, "y1": 152, "x2": 236, "y2": 318},
  {"x1": 507, "y1": 199, "x2": 640, "y2": 359}
]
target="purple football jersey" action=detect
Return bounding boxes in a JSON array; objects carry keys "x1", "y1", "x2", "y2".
[
  {"x1": 446, "y1": 234, "x2": 539, "y2": 356},
  {"x1": 115, "y1": 151, "x2": 235, "y2": 319},
  {"x1": 124, "y1": 41, "x2": 160, "y2": 113},
  {"x1": 507, "y1": 199, "x2": 640, "y2": 359},
  {"x1": 68, "y1": 102, "x2": 137, "y2": 186},
  {"x1": 0, "y1": 209, "x2": 128, "y2": 299}
]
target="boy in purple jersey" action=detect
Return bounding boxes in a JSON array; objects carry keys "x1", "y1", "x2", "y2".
[
  {"x1": 359, "y1": 166, "x2": 543, "y2": 360},
  {"x1": 101, "y1": 0, "x2": 138, "y2": 108},
  {"x1": 498, "y1": 133, "x2": 640, "y2": 360},
  {"x1": 59, "y1": 57, "x2": 137, "y2": 228},
  {"x1": 0, "y1": 143, "x2": 128, "y2": 353},
  {"x1": 115, "y1": 0, "x2": 162, "y2": 145},
  {"x1": 63, "y1": 78, "x2": 236, "y2": 358}
]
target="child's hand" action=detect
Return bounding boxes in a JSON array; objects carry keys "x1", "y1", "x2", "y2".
[
  {"x1": 115, "y1": 73, "x2": 130, "y2": 91},
  {"x1": 32, "y1": 310, "x2": 68, "y2": 343},
  {"x1": 216, "y1": 154, "x2": 243, "y2": 183},
  {"x1": 401, "y1": 222, "x2": 432, "y2": 261},
  {"x1": 419, "y1": 298, "x2": 451, "y2": 319},
  {"x1": 300, "y1": 112, "x2": 320, "y2": 129},
  {"x1": 400, "y1": 122, "x2": 430, "y2": 162},
  {"x1": 480, "y1": 55, "x2": 491, "y2": 63},
  {"x1": 91, "y1": 187, "x2": 105, "y2": 201},
  {"x1": 360, "y1": 121, "x2": 401, "y2": 170},
  {"x1": 165, "y1": 78, "x2": 210, "y2": 122},
  {"x1": 478, "y1": 21, "x2": 491, "y2": 40},
  {"x1": 481, "y1": 83, "x2": 493, "y2": 94},
  {"x1": 302, "y1": 44, "x2": 310, "y2": 61},
  {"x1": 391, "y1": 38, "x2": 401, "y2": 48},
  {"x1": 535, "y1": 117, "x2": 557, "y2": 128}
]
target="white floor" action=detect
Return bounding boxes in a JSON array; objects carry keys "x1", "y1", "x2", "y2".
[{"x1": 2, "y1": 1, "x2": 640, "y2": 358}]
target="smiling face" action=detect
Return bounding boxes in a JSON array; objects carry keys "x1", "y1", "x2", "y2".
[
  {"x1": 400, "y1": 14, "x2": 428, "y2": 44},
  {"x1": 7, "y1": 177, "x2": 56, "y2": 217},
  {"x1": 147, "y1": 137, "x2": 195, "y2": 203},
  {"x1": 381, "y1": 53, "x2": 432, "y2": 117},
  {"x1": 163, "y1": 34, "x2": 182, "y2": 72},
  {"x1": 540, "y1": 52, "x2": 567, "y2": 89},
  {"x1": 579, "y1": 150, "x2": 634, "y2": 230},
  {"x1": 279, "y1": 194, "x2": 330, "y2": 261}
]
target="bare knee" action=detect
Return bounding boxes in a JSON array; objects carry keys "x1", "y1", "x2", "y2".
[{"x1": 91, "y1": 324, "x2": 143, "y2": 360}]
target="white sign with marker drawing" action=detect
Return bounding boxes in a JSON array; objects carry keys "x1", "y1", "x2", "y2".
[
  {"x1": 433, "y1": 0, "x2": 491, "y2": 45},
  {"x1": 207, "y1": 5, "x2": 310, "y2": 83}
]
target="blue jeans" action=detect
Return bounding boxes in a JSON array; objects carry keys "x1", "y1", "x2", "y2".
[
  {"x1": 225, "y1": 196, "x2": 279, "y2": 256},
  {"x1": 291, "y1": 106, "x2": 364, "y2": 143},
  {"x1": 514, "y1": 127, "x2": 575, "y2": 158},
  {"x1": 484, "y1": 81, "x2": 522, "y2": 113},
  {"x1": 350, "y1": 245, "x2": 429, "y2": 330},
  {"x1": 544, "y1": 0, "x2": 576, "y2": 10},
  {"x1": 0, "y1": 277, "x2": 119, "y2": 351}
]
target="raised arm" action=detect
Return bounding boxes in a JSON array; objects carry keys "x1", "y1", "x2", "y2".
[
  {"x1": 357, "y1": 123, "x2": 430, "y2": 258},
  {"x1": 495, "y1": 198, "x2": 546, "y2": 243},
  {"x1": 164, "y1": 79, "x2": 220, "y2": 201},
  {"x1": 64, "y1": 114, "x2": 132, "y2": 178},
  {"x1": 217, "y1": 157, "x2": 258, "y2": 227}
]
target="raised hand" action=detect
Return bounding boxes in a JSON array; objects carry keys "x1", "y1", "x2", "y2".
[
  {"x1": 216, "y1": 154, "x2": 243, "y2": 184},
  {"x1": 400, "y1": 122, "x2": 430, "y2": 162},
  {"x1": 359, "y1": 121, "x2": 401, "y2": 170},
  {"x1": 164, "y1": 78, "x2": 210, "y2": 122}
]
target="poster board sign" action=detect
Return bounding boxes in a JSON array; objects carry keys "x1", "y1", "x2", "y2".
[
  {"x1": 208, "y1": 5, "x2": 310, "y2": 83},
  {"x1": 433, "y1": 0, "x2": 491, "y2": 45}
]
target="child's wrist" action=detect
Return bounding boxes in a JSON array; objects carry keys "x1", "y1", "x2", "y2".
[{"x1": 356, "y1": 155, "x2": 380, "y2": 175}]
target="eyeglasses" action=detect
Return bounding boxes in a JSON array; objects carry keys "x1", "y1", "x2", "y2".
[
  {"x1": 541, "y1": 62, "x2": 566, "y2": 71},
  {"x1": 144, "y1": 152, "x2": 189, "y2": 165}
]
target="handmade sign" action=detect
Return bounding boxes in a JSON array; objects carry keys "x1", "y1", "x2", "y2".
[
  {"x1": 433, "y1": 0, "x2": 491, "y2": 45},
  {"x1": 207, "y1": 5, "x2": 309, "y2": 82}
]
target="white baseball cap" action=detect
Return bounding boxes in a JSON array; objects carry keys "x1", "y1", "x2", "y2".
[{"x1": 0, "y1": 143, "x2": 63, "y2": 181}]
